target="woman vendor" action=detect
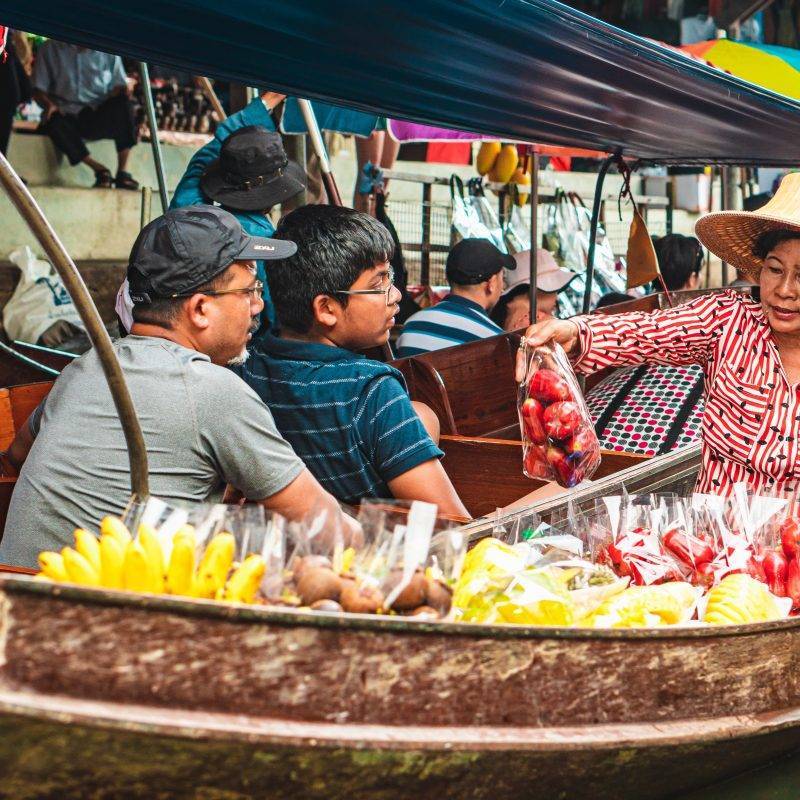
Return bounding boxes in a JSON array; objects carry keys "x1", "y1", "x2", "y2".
[{"x1": 517, "y1": 172, "x2": 800, "y2": 496}]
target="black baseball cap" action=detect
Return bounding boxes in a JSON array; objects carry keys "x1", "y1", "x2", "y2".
[
  {"x1": 446, "y1": 238, "x2": 516, "y2": 284},
  {"x1": 127, "y1": 206, "x2": 296, "y2": 303},
  {"x1": 200, "y1": 126, "x2": 306, "y2": 212}
]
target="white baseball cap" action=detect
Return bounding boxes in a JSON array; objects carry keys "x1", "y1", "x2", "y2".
[{"x1": 503, "y1": 249, "x2": 579, "y2": 295}]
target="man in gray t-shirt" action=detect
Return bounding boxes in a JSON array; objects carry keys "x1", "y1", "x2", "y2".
[{"x1": 1, "y1": 206, "x2": 343, "y2": 567}]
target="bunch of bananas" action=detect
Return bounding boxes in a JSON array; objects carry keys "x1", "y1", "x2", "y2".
[
  {"x1": 476, "y1": 141, "x2": 531, "y2": 205},
  {"x1": 36, "y1": 516, "x2": 266, "y2": 604},
  {"x1": 703, "y1": 574, "x2": 783, "y2": 625}
]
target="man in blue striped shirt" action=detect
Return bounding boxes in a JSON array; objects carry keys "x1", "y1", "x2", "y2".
[
  {"x1": 238, "y1": 205, "x2": 469, "y2": 518},
  {"x1": 395, "y1": 238, "x2": 516, "y2": 357}
]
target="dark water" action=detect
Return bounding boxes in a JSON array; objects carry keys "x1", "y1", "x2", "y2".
[{"x1": 679, "y1": 750, "x2": 800, "y2": 800}]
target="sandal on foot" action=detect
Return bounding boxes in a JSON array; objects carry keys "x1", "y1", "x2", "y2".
[
  {"x1": 114, "y1": 170, "x2": 139, "y2": 190},
  {"x1": 93, "y1": 169, "x2": 114, "y2": 188}
]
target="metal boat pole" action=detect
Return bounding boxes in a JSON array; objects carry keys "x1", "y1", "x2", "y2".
[
  {"x1": 0, "y1": 151, "x2": 150, "y2": 499},
  {"x1": 297, "y1": 98, "x2": 343, "y2": 206},
  {"x1": 582, "y1": 154, "x2": 616, "y2": 314},
  {"x1": 528, "y1": 149, "x2": 540, "y2": 322},
  {"x1": 139, "y1": 62, "x2": 169, "y2": 213}
]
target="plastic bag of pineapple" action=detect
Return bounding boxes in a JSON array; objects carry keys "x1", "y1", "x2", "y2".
[
  {"x1": 35, "y1": 496, "x2": 287, "y2": 605},
  {"x1": 452, "y1": 537, "x2": 628, "y2": 626}
]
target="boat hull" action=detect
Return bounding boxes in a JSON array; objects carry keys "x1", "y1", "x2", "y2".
[{"x1": 1, "y1": 576, "x2": 800, "y2": 798}]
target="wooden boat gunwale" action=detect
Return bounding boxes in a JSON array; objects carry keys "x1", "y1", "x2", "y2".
[{"x1": 1, "y1": 558, "x2": 791, "y2": 641}]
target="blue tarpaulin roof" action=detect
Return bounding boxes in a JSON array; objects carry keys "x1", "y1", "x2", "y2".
[{"x1": 3, "y1": 0, "x2": 800, "y2": 165}]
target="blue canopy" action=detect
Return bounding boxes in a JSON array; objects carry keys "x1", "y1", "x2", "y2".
[{"x1": 4, "y1": 0, "x2": 800, "y2": 165}]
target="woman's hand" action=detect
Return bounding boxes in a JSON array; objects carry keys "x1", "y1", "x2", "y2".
[{"x1": 514, "y1": 318, "x2": 581, "y2": 382}]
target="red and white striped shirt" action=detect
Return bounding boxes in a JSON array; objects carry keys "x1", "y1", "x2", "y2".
[{"x1": 573, "y1": 290, "x2": 800, "y2": 496}]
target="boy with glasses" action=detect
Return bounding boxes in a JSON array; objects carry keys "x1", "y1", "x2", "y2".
[{"x1": 238, "y1": 205, "x2": 469, "y2": 517}]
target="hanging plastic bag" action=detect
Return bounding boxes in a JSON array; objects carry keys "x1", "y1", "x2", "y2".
[
  {"x1": 3, "y1": 246, "x2": 85, "y2": 345},
  {"x1": 449, "y1": 175, "x2": 506, "y2": 252},
  {"x1": 518, "y1": 339, "x2": 601, "y2": 487},
  {"x1": 502, "y1": 185, "x2": 532, "y2": 254}
]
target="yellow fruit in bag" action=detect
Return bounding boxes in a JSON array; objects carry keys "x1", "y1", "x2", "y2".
[
  {"x1": 476, "y1": 141, "x2": 501, "y2": 176},
  {"x1": 224, "y1": 554, "x2": 266, "y2": 604},
  {"x1": 74, "y1": 528, "x2": 101, "y2": 573},
  {"x1": 38, "y1": 551, "x2": 69, "y2": 582},
  {"x1": 99, "y1": 534, "x2": 125, "y2": 589},
  {"x1": 61, "y1": 547, "x2": 101, "y2": 586},
  {"x1": 583, "y1": 582, "x2": 698, "y2": 628},
  {"x1": 137, "y1": 523, "x2": 166, "y2": 593},
  {"x1": 100, "y1": 516, "x2": 132, "y2": 547},
  {"x1": 166, "y1": 530, "x2": 196, "y2": 596},
  {"x1": 191, "y1": 532, "x2": 235, "y2": 599},
  {"x1": 703, "y1": 574, "x2": 783, "y2": 625}
]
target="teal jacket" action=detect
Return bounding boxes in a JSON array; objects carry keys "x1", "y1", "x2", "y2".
[{"x1": 170, "y1": 97, "x2": 278, "y2": 330}]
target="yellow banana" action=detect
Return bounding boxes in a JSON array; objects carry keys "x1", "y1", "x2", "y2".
[
  {"x1": 74, "y1": 528, "x2": 102, "y2": 574},
  {"x1": 38, "y1": 551, "x2": 69, "y2": 582},
  {"x1": 61, "y1": 547, "x2": 101, "y2": 586},
  {"x1": 166, "y1": 532, "x2": 195, "y2": 596},
  {"x1": 123, "y1": 540, "x2": 156, "y2": 593},
  {"x1": 137, "y1": 523, "x2": 166, "y2": 593},
  {"x1": 224, "y1": 554, "x2": 266, "y2": 604},
  {"x1": 100, "y1": 516, "x2": 132, "y2": 547},
  {"x1": 99, "y1": 534, "x2": 125, "y2": 589},
  {"x1": 191, "y1": 532, "x2": 235, "y2": 599}
]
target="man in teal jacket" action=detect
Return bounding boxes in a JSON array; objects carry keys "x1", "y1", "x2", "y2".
[{"x1": 116, "y1": 91, "x2": 304, "y2": 331}]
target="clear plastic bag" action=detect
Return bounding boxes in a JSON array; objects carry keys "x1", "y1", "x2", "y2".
[{"x1": 518, "y1": 339, "x2": 601, "y2": 487}]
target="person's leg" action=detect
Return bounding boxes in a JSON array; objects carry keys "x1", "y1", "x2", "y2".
[
  {"x1": 353, "y1": 130, "x2": 385, "y2": 212},
  {"x1": 78, "y1": 95, "x2": 139, "y2": 188},
  {"x1": 379, "y1": 133, "x2": 400, "y2": 194},
  {"x1": 411, "y1": 400, "x2": 441, "y2": 445},
  {"x1": 41, "y1": 112, "x2": 96, "y2": 169}
]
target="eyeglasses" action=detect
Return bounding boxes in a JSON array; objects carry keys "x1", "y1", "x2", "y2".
[
  {"x1": 333, "y1": 267, "x2": 396, "y2": 306},
  {"x1": 171, "y1": 280, "x2": 264, "y2": 300}
]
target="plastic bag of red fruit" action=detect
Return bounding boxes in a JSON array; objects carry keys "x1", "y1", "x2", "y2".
[{"x1": 517, "y1": 339, "x2": 601, "y2": 488}]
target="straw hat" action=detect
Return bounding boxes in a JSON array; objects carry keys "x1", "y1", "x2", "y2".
[{"x1": 695, "y1": 172, "x2": 800, "y2": 277}]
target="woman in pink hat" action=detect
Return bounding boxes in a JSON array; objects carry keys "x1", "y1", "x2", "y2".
[{"x1": 518, "y1": 172, "x2": 800, "y2": 496}]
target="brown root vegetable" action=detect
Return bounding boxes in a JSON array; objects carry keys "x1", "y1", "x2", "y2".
[
  {"x1": 386, "y1": 568, "x2": 426, "y2": 610},
  {"x1": 406, "y1": 605, "x2": 440, "y2": 621},
  {"x1": 292, "y1": 555, "x2": 333, "y2": 583},
  {"x1": 340, "y1": 582, "x2": 384, "y2": 614},
  {"x1": 310, "y1": 599, "x2": 344, "y2": 613},
  {"x1": 296, "y1": 567, "x2": 343, "y2": 606},
  {"x1": 424, "y1": 577, "x2": 453, "y2": 615}
]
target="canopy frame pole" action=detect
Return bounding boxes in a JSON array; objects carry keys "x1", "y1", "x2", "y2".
[
  {"x1": 139, "y1": 62, "x2": 169, "y2": 213},
  {"x1": 297, "y1": 98, "x2": 343, "y2": 206},
  {"x1": 0, "y1": 151, "x2": 150, "y2": 500},
  {"x1": 582, "y1": 154, "x2": 616, "y2": 314},
  {"x1": 197, "y1": 76, "x2": 226, "y2": 121},
  {"x1": 528, "y1": 149, "x2": 540, "y2": 323}
]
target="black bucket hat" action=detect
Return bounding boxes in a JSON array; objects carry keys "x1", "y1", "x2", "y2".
[{"x1": 200, "y1": 126, "x2": 306, "y2": 212}]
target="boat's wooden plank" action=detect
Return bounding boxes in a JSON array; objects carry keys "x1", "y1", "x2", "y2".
[
  {"x1": 8, "y1": 381, "x2": 52, "y2": 433},
  {"x1": 441, "y1": 434, "x2": 649, "y2": 517},
  {"x1": 393, "y1": 358, "x2": 457, "y2": 435},
  {"x1": 393, "y1": 333, "x2": 521, "y2": 437}
]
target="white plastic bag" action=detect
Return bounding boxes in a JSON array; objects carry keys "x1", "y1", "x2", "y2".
[
  {"x1": 450, "y1": 175, "x2": 506, "y2": 252},
  {"x1": 3, "y1": 246, "x2": 84, "y2": 343}
]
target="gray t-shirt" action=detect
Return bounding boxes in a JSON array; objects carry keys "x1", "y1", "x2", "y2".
[{"x1": 1, "y1": 336, "x2": 303, "y2": 567}]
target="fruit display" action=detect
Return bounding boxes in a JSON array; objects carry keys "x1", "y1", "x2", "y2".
[
  {"x1": 518, "y1": 340, "x2": 601, "y2": 487},
  {"x1": 30, "y1": 490, "x2": 797, "y2": 629},
  {"x1": 37, "y1": 516, "x2": 266, "y2": 604}
]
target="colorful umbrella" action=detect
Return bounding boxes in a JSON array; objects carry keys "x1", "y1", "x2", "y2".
[{"x1": 682, "y1": 39, "x2": 800, "y2": 102}]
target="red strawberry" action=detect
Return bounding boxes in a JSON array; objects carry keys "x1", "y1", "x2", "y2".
[
  {"x1": 543, "y1": 401, "x2": 582, "y2": 441},
  {"x1": 763, "y1": 549, "x2": 788, "y2": 597},
  {"x1": 523, "y1": 444, "x2": 550, "y2": 479},
  {"x1": 564, "y1": 425, "x2": 598, "y2": 458},
  {"x1": 780, "y1": 517, "x2": 800, "y2": 561},
  {"x1": 546, "y1": 444, "x2": 575, "y2": 486},
  {"x1": 787, "y1": 559, "x2": 800, "y2": 610},
  {"x1": 520, "y1": 398, "x2": 547, "y2": 445},
  {"x1": 528, "y1": 369, "x2": 571, "y2": 404}
]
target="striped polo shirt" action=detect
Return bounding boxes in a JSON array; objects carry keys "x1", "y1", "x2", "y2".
[
  {"x1": 395, "y1": 294, "x2": 503, "y2": 357},
  {"x1": 238, "y1": 334, "x2": 443, "y2": 504}
]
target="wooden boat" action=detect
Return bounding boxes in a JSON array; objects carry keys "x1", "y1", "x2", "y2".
[{"x1": 2, "y1": 443, "x2": 800, "y2": 800}]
